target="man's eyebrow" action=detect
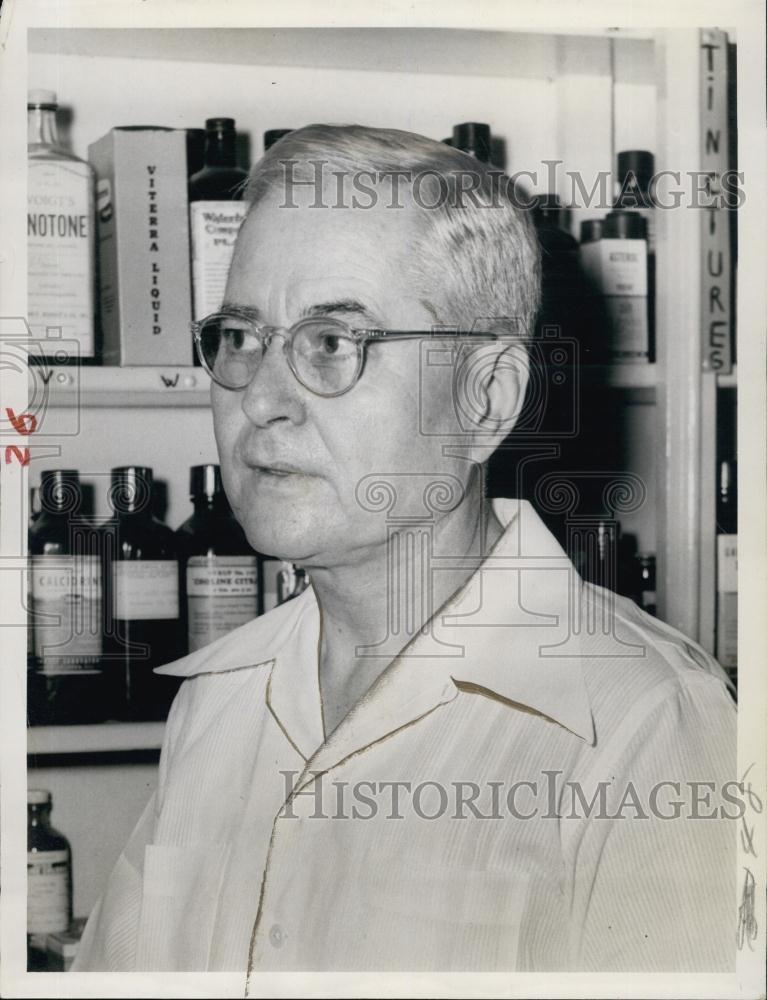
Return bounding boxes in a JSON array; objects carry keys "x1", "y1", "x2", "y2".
[
  {"x1": 302, "y1": 300, "x2": 383, "y2": 327},
  {"x1": 221, "y1": 302, "x2": 262, "y2": 321},
  {"x1": 220, "y1": 299, "x2": 384, "y2": 327}
]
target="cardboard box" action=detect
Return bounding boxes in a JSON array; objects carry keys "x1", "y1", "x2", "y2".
[{"x1": 88, "y1": 128, "x2": 192, "y2": 365}]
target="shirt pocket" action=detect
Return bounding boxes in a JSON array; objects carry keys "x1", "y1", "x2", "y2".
[
  {"x1": 362, "y1": 859, "x2": 530, "y2": 971},
  {"x1": 135, "y1": 842, "x2": 231, "y2": 971}
]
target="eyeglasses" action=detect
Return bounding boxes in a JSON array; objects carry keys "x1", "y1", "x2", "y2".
[{"x1": 192, "y1": 310, "x2": 502, "y2": 397}]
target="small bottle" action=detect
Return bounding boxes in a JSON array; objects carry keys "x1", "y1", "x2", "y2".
[
  {"x1": 189, "y1": 118, "x2": 249, "y2": 325},
  {"x1": 27, "y1": 789, "x2": 72, "y2": 970},
  {"x1": 103, "y1": 467, "x2": 182, "y2": 720},
  {"x1": 597, "y1": 209, "x2": 649, "y2": 362},
  {"x1": 451, "y1": 122, "x2": 492, "y2": 164},
  {"x1": 716, "y1": 459, "x2": 738, "y2": 535},
  {"x1": 28, "y1": 470, "x2": 107, "y2": 725},
  {"x1": 715, "y1": 458, "x2": 737, "y2": 682},
  {"x1": 176, "y1": 464, "x2": 259, "y2": 653},
  {"x1": 637, "y1": 553, "x2": 657, "y2": 616},
  {"x1": 263, "y1": 128, "x2": 293, "y2": 152},
  {"x1": 27, "y1": 90, "x2": 96, "y2": 362}
]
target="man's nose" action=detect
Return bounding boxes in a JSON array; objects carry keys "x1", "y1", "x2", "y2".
[{"x1": 240, "y1": 334, "x2": 307, "y2": 428}]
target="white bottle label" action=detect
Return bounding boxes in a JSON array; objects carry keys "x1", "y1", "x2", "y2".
[
  {"x1": 113, "y1": 561, "x2": 179, "y2": 620},
  {"x1": 28, "y1": 159, "x2": 95, "y2": 356},
  {"x1": 31, "y1": 555, "x2": 102, "y2": 673},
  {"x1": 27, "y1": 849, "x2": 70, "y2": 934},
  {"x1": 190, "y1": 200, "x2": 248, "y2": 319},
  {"x1": 186, "y1": 555, "x2": 258, "y2": 651}
]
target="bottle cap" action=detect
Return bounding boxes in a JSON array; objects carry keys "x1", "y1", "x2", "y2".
[
  {"x1": 205, "y1": 117, "x2": 236, "y2": 133},
  {"x1": 263, "y1": 129, "x2": 293, "y2": 151},
  {"x1": 442, "y1": 137, "x2": 453, "y2": 147},
  {"x1": 27, "y1": 89, "x2": 57, "y2": 108},
  {"x1": 452, "y1": 122, "x2": 491, "y2": 163},
  {"x1": 617, "y1": 149, "x2": 654, "y2": 189},
  {"x1": 110, "y1": 466, "x2": 153, "y2": 513},
  {"x1": 190, "y1": 463, "x2": 222, "y2": 499},
  {"x1": 603, "y1": 209, "x2": 647, "y2": 240},
  {"x1": 28, "y1": 789, "x2": 52, "y2": 805},
  {"x1": 580, "y1": 219, "x2": 603, "y2": 243},
  {"x1": 39, "y1": 470, "x2": 81, "y2": 513}
]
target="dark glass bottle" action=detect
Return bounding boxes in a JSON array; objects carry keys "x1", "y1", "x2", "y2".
[
  {"x1": 614, "y1": 150, "x2": 655, "y2": 360},
  {"x1": 27, "y1": 789, "x2": 72, "y2": 970},
  {"x1": 533, "y1": 195, "x2": 581, "y2": 335},
  {"x1": 28, "y1": 470, "x2": 107, "y2": 725},
  {"x1": 716, "y1": 459, "x2": 738, "y2": 534},
  {"x1": 102, "y1": 467, "x2": 182, "y2": 720},
  {"x1": 451, "y1": 122, "x2": 492, "y2": 164},
  {"x1": 637, "y1": 553, "x2": 657, "y2": 616},
  {"x1": 263, "y1": 128, "x2": 293, "y2": 152},
  {"x1": 189, "y1": 118, "x2": 248, "y2": 200},
  {"x1": 176, "y1": 464, "x2": 259, "y2": 653},
  {"x1": 189, "y1": 117, "x2": 250, "y2": 337}
]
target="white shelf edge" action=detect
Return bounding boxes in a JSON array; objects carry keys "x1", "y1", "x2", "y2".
[
  {"x1": 37, "y1": 364, "x2": 657, "y2": 408},
  {"x1": 28, "y1": 722, "x2": 165, "y2": 756},
  {"x1": 34, "y1": 366, "x2": 211, "y2": 408}
]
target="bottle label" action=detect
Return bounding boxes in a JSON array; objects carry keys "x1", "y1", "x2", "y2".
[
  {"x1": 28, "y1": 159, "x2": 95, "y2": 356},
  {"x1": 27, "y1": 849, "x2": 70, "y2": 934},
  {"x1": 603, "y1": 297, "x2": 649, "y2": 361},
  {"x1": 190, "y1": 200, "x2": 248, "y2": 318},
  {"x1": 31, "y1": 555, "x2": 102, "y2": 673},
  {"x1": 113, "y1": 561, "x2": 179, "y2": 620},
  {"x1": 186, "y1": 555, "x2": 258, "y2": 651}
]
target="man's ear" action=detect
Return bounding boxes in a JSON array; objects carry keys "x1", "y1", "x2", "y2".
[{"x1": 469, "y1": 341, "x2": 529, "y2": 461}]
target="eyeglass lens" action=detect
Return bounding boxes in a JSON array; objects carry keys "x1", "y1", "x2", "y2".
[{"x1": 198, "y1": 315, "x2": 362, "y2": 395}]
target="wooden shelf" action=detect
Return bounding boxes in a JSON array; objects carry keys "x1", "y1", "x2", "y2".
[
  {"x1": 35, "y1": 366, "x2": 211, "y2": 408},
  {"x1": 28, "y1": 722, "x2": 165, "y2": 756}
]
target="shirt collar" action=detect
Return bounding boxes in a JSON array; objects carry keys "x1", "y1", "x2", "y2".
[{"x1": 157, "y1": 498, "x2": 595, "y2": 759}]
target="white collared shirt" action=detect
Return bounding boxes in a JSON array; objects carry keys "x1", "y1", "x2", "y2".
[{"x1": 72, "y1": 499, "x2": 736, "y2": 982}]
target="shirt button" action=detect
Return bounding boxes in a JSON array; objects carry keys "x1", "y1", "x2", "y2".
[{"x1": 269, "y1": 923, "x2": 285, "y2": 948}]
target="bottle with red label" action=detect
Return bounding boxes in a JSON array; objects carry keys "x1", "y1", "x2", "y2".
[
  {"x1": 176, "y1": 464, "x2": 259, "y2": 653},
  {"x1": 27, "y1": 789, "x2": 72, "y2": 970},
  {"x1": 28, "y1": 469, "x2": 107, "y2": 725},
  {"x1": 102, "y1": 466, "x2": 182, "y2": 720}
]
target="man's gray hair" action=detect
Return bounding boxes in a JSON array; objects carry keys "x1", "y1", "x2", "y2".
[{"x1": 244, "y1": 124, "x2": 542, "y2": 338}]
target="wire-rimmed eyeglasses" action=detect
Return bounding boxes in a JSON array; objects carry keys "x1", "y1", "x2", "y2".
[{"x1": 192, "y1": 310, "x2": 502, "y2": 398}]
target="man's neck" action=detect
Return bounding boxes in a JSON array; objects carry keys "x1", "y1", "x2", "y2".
[{"x1": 309, "y1": 491, "x2": 505, "y2": 739}]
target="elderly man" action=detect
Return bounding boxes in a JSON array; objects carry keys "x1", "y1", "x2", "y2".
[{"x1": 73, "y1": 125, "x2": 735, "y2": 979}]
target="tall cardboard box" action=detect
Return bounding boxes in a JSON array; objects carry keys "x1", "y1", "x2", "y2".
[{"x1": 88, "y1": 128, "x2": 192, "y2": 365}]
